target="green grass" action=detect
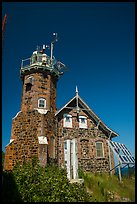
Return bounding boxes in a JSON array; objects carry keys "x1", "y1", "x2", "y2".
[{"x1": 80, "y1": 171, "x2": 135, "y2": 202}]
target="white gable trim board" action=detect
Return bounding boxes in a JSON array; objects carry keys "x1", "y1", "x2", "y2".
[{"x1": 55, "y1": 95, "x2": 118, "y2": 138}]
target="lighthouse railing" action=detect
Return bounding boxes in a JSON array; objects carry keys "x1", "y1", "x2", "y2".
[{"x1": 21, "y1": 58, "x2": 31, "y2": 69}]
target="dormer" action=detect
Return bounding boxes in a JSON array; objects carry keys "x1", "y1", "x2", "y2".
[
  {"x1": 63, "y1": 114, "x2": 72, "y2": 128},
  {"x1": 79, "y1": 115, "x2": 87, "y2": 128}
]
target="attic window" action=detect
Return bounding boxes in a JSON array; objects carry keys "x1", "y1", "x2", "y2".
[
  {"x1": 79, "y1": 116, "x2": 87, "y2": 128},
  {"x1": 38, "y1": 98, "x2": 46, "y2": 109},
  {"x1": 63, "y1": 114, "x2": 72, "y2": 128}
]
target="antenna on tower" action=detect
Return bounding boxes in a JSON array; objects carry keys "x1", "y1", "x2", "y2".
[
  {"x1": 42, "y1": 44, "x2": 46, "y2": 50},
  {"x1": 36, "y1": 45, "x2": 40, "y2": 52},
  {"x1": 50, "y1": 33, "x2": 58, "y2": 60}
]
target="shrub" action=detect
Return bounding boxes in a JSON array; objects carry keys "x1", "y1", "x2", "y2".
[{"x1": 2, "y1": 160, "x2": 92, "y2": 202}]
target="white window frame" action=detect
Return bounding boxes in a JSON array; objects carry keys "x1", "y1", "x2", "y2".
[
  {"x1": 79, "y1": 115, "x2": 87, "y2": 128},
  {"x1": 63, "y1": 114, "x2": 72, "y2": 128},
  {"x1": 96, "y1": 141, "x2": 104, "y2": 158},
  {"x1": 38, "y1": 98, "x2": 46, "y2": 109}
]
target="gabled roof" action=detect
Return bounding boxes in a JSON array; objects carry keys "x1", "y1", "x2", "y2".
[{"x1": 55, "y1": 88, "x2": 119, "y2": 138}]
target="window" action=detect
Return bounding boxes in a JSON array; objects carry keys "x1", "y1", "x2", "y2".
[
  {"x1": 31, "y1": 54, "x2": 37, "y2": 64},
  {"x1": 81, "y1": 118, "x2": 85, "y2": 123},
  {"x1": 66, "y1": 116, "x2": 71, "y2": 122},
  {"x1": 38, "y1": 98, "x2": 46, "y2": 109},
  {"x1": 96, "y1": 142, "x2": 104, "y2": 158},
  {"x1": 37, "y1": 55, "x2": 43, "y2": 62},
  {"x1": 26, "y1": 77, "x2": 34, "y2": 92},
  {"x1": 79, "y1": 116, "x2": 87, "y2": 128},
  {"x1": 63, "y1": 114, "x2": 72, "y2": 128},
  {"x1": 26, "y1": 83, "x2": 32, "y2": 92},
  {"x1": 64, "y1": 141, "x2": 67, "y2": 150}
]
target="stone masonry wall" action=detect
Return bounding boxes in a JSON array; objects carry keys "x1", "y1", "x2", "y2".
[
  {"x1": 57, "y1": 108, "x2": 115, "y2": 173},
  {"x1": 4, "y1": 108, "x2": 58, "y2": 170},
  {"x1": 4, "y1": 110, "x2": 41, "y2": 170},
  {"x1": 4, "y1": 71, "x2": 57, "y2": 171},
  {"x1": 21, "y1": 71, "x2": 57, "y2": 113}
]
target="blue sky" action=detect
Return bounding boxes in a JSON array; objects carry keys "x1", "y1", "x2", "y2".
[{"x1": 2, "y1": 2, "x2": 135, "y2": 158}]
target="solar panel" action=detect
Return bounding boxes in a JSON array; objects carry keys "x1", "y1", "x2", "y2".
[
  {"x1": 108, "y1": 140, "x2": 135, "y2": 164},
  {"x1": 121, "y1": 155, "x2": 128, "y2": 162}
]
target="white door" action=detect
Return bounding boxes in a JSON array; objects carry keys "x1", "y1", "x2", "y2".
[{"x1": 64, "y1": 139, "x2": 78, "y2": 179}]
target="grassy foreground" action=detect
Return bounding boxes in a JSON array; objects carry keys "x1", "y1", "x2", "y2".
[
  {"x1": 80, "y1": 170, "x2": 135, "y2": 202},
  {"x1": 2, "y1": 157, "x2": 135, "y2": 202}
]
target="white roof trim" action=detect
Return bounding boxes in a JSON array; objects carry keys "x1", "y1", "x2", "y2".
[
  {"x1": 5, "y1": 139, "x2": 15, "y2": 147},
  {"x1": 12, "y1": 111, "x2": 21, "y2": 120},
  {"x1": 55, "y1": 95, "x2": 119, "y2": 137},
  {"x1": 78, "y1": 96, "x2": 118, "y2": 136},
  {"x1": 55, "y1": 95, "x2": 76, "y2": 116}
]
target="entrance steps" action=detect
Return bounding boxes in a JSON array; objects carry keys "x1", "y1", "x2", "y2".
[{"x1": 69, "y1": 178, "x2": 84, "y2": 184}]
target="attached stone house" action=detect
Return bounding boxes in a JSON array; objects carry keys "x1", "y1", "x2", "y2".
[
  {"x1": 4, "y1": 40, "x2": 118, "y2": 179},
  {"x1": 55, "y1": 87, "x2": 118, "y2": 179}
]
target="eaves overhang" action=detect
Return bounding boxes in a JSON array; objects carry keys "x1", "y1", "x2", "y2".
[{"x1": 55, "y1": 95, "x2": 119, "y2": 138}]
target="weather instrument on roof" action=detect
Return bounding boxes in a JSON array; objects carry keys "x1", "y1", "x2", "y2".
[
  {"x1": 20, "y1": 33, "x2": 69, "y2": 80},
  {"x1": 107, "y1": 140, "x2": 135, "y2": 182}
]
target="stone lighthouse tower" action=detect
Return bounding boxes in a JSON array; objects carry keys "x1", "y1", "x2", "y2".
[{"x1": 4, "y1": 33, "x2": 67, "y2": 170}]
